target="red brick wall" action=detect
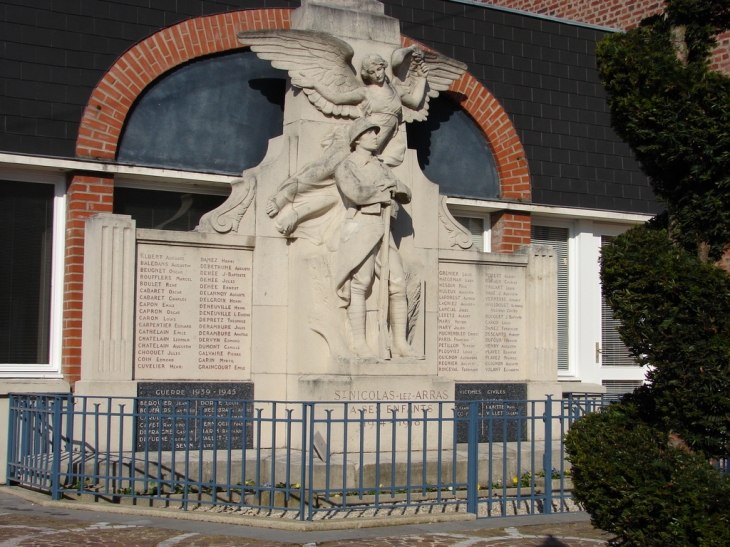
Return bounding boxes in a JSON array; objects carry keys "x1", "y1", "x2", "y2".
[
  {"x1": 482, "y1": 0, "x2": 730, "y2": 74},
  {"x1": 491, "y1": 212, "x2": 532, "y2": 253},
  {"x1": 63, "y1": 174, "x2": 114, "y2": 384},
  {"x1": 483, "y1": 0, "x2": 661, "y2": 30}
]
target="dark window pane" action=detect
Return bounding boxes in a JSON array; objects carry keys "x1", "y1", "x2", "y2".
[
  {"x1": 0, "y1": 180, "x2": 54, "y2": 364},
  {"x1": 117, "y1": 50, "x2": 286, "y2": 175},
  {"x1": 407, "y1": 95, "x2": 500, "y2": 199},
  {"x1": 113, "y1": 187, "x2": 227, "y2": 232}
]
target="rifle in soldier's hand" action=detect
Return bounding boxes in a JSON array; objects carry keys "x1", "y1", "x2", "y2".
[{"x1": 377, "y1": 192, "x2": 393, "y2": 360}]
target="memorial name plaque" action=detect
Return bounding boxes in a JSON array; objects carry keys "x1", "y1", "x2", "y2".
[
  {"x1": 455, "y1": 383, "x2": 527, "y2": 442},
  {"x1": 135, "y1": 382, "x2": 253, "y2": 451},
  {"x1": 438, "y1": 261, "x2": 525, "y2": 381},
  {"x1": 135, "y1": 242, "x2": 252, "y2": 380}
]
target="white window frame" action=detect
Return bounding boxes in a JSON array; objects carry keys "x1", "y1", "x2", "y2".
[
  {"x1": 529, "y1": 218, "x2": 647, "y2": 386},
  {"x1": 602, "y1": 379, "x2": 644, "y2": 395},
  {"x1": 592, "y1": 222, "x2": 646, "y2": 385},
  {"x1": 0, "y1": 153, "x2": 239, "y2": 378},
  {"x1": 439, "y1": 197, "x2": 653, "y2": 387},
  {"x1": 0, "y1": 167, "x2": 66, "y2": 378},
  {"x1": 113, "y1": 176, "x2": 231, "y2": 195}
]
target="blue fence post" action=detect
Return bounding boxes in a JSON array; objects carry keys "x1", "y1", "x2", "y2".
[
  {"x1": 64, "y1": 393, "x2": 75, "y2": 487},
  {"x1": 303, "y1": 403, "x2": 313, "y2": 522},
  {"x1": 19, "y1": 397, "x2": 30, "y2": 485},
  {"x1": 466, "y1": 401, "x2": 479, "y2": 515},
  {"x1": 50, "y1": 396, "x2": 63, "y2": 500},
  {"x1": 7, "y1": 394, "x2": 605, "y2": 518},
  {"x1": 542, "y1": 395, "x2": 553, "y2": 515},
  {"x1": 6, "y1": 394, "x2": 17, "y2": 484}
]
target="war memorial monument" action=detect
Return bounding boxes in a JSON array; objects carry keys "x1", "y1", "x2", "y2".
[{"x1": 75, "y1": 0, "x2": 560, "y2": 452}]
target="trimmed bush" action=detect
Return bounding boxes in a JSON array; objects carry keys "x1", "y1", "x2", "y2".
[
  {"x1": 601, "y1": 223, "x2": 730, "y2": 458},
  {"x1": 596, "y1": 2, "x2": 730, "y2": 261},
  {"x1": 572, "y1": 1, "x2": 730, "y2": 543},
  {"x1": 565, "y1": 404, "x2": 730, "y2": 547}
]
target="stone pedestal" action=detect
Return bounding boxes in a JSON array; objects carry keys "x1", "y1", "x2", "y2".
[
  {"x1": 133, "y1": 230, "x2": 254, "y2": 382},
  {"x1": 298, "y1": 374, "x2": 454, "y2": 452},
  {"x1": 292, "y1": 0, "x2": 400, "y2": 43},
  {"x1": 79, "y1": 221, "x2": 255, "y2": 390},
  {"x1": 436, "y1": 250, "x2": 529, "y2": 382}
]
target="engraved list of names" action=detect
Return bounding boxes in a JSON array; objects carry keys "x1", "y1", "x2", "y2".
[
  {"x1": 437, "y1": 261, "x2": 525, "y2": 382},
  {"x1": 135, "y1": 243, "x2": 252, "y2": 380}
]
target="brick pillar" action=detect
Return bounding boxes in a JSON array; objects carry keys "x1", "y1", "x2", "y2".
[
  {"x1": 491, "y1": 212, "x2": 531, "y2": 254},
  {"x1": 62, "y1": 173, "x2": 114, "y2": 386}
]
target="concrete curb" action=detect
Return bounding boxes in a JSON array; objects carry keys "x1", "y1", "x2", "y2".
[{"x1": 1, "y1": 486, "x2": 476, "y2": 531}]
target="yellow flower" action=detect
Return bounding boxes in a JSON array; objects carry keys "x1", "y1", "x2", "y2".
[{"x1": 512, "y1": 476, "x2": 518, "y2": 484}]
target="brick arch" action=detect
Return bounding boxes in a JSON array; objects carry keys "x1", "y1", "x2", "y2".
[
  {"x1": 449, "y1": 71, "x2": 530, "y2": 200},
  {"x1": 76, "y1": 10, "x2": 529, "y2": 202},
  {"x1": 76, "y1": 9, "x2": 294, "y2": 160},
  {"x1": 401, "y1": 37, "x2": 530, "y2": 201}
]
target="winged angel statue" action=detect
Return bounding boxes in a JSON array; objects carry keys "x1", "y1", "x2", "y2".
[
  {"x1": 197, "y1": 30, "x2": 466, "y2": 236},
  {"x1": 239, "y1": 29, "x2": 467, "y2": 165},
  {"x1": 195, "y1": 30, "x2": 467, "y2": 359},
  {"x1": 234, "y1": 30, "x2": 466, "y2": 237}
]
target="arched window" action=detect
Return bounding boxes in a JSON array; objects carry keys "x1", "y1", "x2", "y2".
[
  {"x1": 407, "y1": 95, "x2": 499, "y2": 199},
  {"x1": 118, "y1": 50, "x2": 286, "y2": 175},
  {"x1": 116, "y1": 49, "x2": 501, "y2": 232}
]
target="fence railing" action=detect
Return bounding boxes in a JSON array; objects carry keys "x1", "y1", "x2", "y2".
[{"x1": 7, "y1": 393, "x2": 616, "y2": 521}]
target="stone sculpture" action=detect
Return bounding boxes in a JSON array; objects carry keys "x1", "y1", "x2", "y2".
[
  {"x1": 265, "y1": 127, "x2": 350, "y2": 238},
  {"x1": 333, "y1": 118, "x2": 420, "y2": 358},
  {"x1": 238, "y1": 29, "x2": 467, "y2": 166},
  {"x1": 198, "y1": 24, "x2": 466, "y2": 361}
]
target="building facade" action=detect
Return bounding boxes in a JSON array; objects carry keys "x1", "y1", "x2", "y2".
[{"x1": 0, "y1": 0, "x2": 660, "y2": 409}]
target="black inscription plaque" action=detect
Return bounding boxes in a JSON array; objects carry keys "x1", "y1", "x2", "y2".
[
  {"x1": 135, "y1": 382, "x2": 254, "y2": 451},
  {"x1": 455, "y1": 383, "x2": 527, "y2": 443}
]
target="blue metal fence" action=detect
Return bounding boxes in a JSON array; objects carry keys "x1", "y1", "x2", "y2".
[{"x1": 7, "y1": 393, "x2": 615, "y2": 520}]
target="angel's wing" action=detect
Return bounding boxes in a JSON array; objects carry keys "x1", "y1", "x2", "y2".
[
  {"x1": 237, "y1": 29, "x2": 362, "y2": 118},
  {"x1": 393, "y1": 49, "x2": 468, "y2": 123}
]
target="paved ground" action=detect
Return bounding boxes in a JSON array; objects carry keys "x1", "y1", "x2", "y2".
[{"x1": 0, "y1": 488, "x2": 611, "y2": 546}]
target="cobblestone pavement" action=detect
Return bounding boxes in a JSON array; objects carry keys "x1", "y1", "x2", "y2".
[
  {"x1": 0, "y1": 489, "x2": 610, "y2": 547},
  {"x1": 316, "y1": 522, "x2": 610, "y2": 546}
]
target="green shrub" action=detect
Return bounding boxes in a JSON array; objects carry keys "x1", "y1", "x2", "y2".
[
  {"x1": 596, "y1": 2, "x2": 730, "y2": 261},
  {"x1": 565, "y1": 404, "x2": 730, "y2": 547},
  {"x1": 601, "y1": 223, "x2": 730, "y2": 458},
  {"x1": 575, "y1": 1, "x2": 730, "y2": 542}
]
